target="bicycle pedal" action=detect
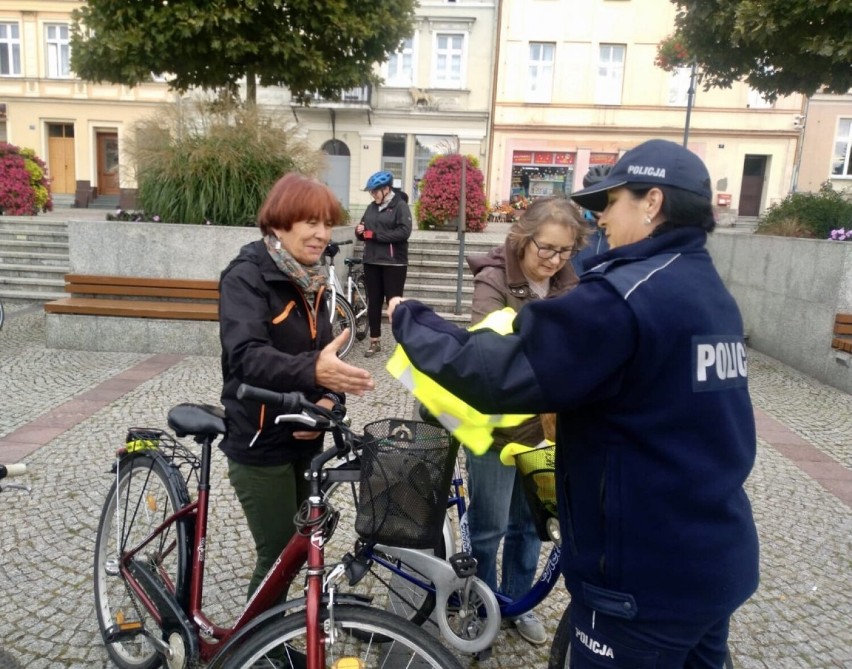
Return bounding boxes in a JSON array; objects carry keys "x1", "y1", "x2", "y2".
[
  {"x1": 448, "y1": 552, "x2": 478, "y2": 578},
  {"x1": 104, "y1": 621, "x2": 145, "y2": 643},
  {"x1": 342, "y1": 552, "x2": 372, "y2": 586}
]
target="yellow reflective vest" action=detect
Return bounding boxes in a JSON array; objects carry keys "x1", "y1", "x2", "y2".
[{"x1": 386, "y1": 307, "x2": 533, "y2": 455}]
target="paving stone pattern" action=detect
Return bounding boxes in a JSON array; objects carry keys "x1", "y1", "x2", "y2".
[{"x1": 0, "y1": 304, "x2": 849, "y2": 668}]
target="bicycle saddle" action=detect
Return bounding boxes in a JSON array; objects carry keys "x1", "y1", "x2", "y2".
[
  {"x1": 167, "y1": 403, "x2": 227, "y2": 438},
  {"x1": 344, "y1": 257, "x2": 363, "y2": 266}
]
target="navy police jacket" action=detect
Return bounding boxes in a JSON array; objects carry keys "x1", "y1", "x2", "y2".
[{"x1": 391, "y1": 227, "x2": 759, "y2": 623}]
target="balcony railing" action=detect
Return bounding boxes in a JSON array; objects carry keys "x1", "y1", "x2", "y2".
[{"x1": 300, "y1": 85, "x2": 372, "y2": 107}]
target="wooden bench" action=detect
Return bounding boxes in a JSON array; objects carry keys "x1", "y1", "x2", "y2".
[
  {"x1": 44, "y1": 274, "x2": 219, "y2": 321},
  {"x1": 831, "y1": 313, "x2": 852, "y2": 354}
]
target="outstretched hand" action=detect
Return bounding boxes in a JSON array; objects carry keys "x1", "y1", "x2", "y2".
[
  {"x1": 315, "y1": 329, "x2": 375, "y2": 396},
  {"x1": 386, "y1": 296, "x2": 405, "y2": 325}
]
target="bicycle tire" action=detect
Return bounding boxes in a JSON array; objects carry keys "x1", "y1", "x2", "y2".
[
  {"x1": 93, "y1": 452, "x2": 191, "y2": 669},
  {"x1": 353, "y1": 274, "x2": 369, "y2": 341},
  {"x1": 330, "y1": 295, "x2": 357, "y2": 358},
  {"x1": 214, "y1": 604, "x2": 463, "y2": 669},
  {"x1": 0, "y1": 300, "x2": 5, "y2": 330},
  {"x1": 548, "y1": 605, "x2": 735, "y2": 669}
]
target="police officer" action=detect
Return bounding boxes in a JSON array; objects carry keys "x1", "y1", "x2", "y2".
[
  {"x1": 571, "y1": 164, "x2": 611, "y2": 272},
  {"x1": 387, "y1": 139, "x2": 759, "y2": 668}
]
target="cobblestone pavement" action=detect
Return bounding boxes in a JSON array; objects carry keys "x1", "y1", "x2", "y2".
[{"x1": 0, "y1": 303, "x2": 850, "y2": 669}]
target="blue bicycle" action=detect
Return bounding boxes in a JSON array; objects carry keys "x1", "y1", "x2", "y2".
[{"x1": 334, "y1": 434, "x2": 561, "y2": 657}]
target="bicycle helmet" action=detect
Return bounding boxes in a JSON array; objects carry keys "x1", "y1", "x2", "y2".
[
  {"x1": 582, "y1": 164, "x2": 612, "y2": 188},
  {"x1": 364, "y1": 170, "x2": 394, "y2": 191}
]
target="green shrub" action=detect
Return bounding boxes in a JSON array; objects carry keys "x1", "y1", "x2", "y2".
[
  {"x1": 126, "y1": 98, "x2": 323, "y2": 226},
  {"x1": 756, "y1": 182, "x2": 852, "y2": 239}
]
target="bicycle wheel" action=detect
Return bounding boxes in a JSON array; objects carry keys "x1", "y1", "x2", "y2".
[
  {"x1": 214, "y1": 604, "x2": 463, "y2": 669},
  {"x1": 330, "y1": 295, "x2": 357, "y2": 358},
  {"x1": 94, "y1": 453, "x2": 191, "y2": 669},
  {"x1": 548, "y1": 605, "x2": 735, "y2": 669},
  {"x1": 352, "y1": 275, "x2": 369, "y2": 341}
]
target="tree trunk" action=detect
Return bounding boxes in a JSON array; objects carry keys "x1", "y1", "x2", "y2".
[{"x1": 246, "y1": 69, "x2": 257, "y2": 106}]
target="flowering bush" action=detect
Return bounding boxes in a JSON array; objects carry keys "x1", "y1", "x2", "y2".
[
  {"x1": 415, "y1": 154, "x2": 488, "y2": 232},
  {"x1": 0, "y1": 142, "x2": 53, "y2": 216},
  {"x1": 756, "y1": 182, "x2": 852, "y2": 239},
  {"x1": 829, "y1": 228, "x2": 852, "y2": 241},
  {"x1": 655, "y1": 34, "x2": 691, "y2": 72}
]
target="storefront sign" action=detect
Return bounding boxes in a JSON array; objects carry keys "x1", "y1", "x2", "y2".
[
  {"x1": 590, "y1": 153, "x2": 617, "y2": 165},
  {"x1": 513, "y1": 151, "x2": 533, "y2": 164},
  {"x1": 554, "y1": 153, "x2": 575, "y2": 165}
]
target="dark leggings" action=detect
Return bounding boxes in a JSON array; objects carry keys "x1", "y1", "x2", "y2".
[{"x1": 364, "y1": 263, "x2": 407, "y2": 338}]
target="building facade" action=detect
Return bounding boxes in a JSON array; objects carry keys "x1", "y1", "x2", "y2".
[
  {"x1": 0, "y1": 1, "x2": 176, "y2": 207},
  {"x1": 487, "y1": 0, "x2": 807, "y2": 218},
  {"x1": 795, "y1": 92, "x2": 852, "y2": 195}
]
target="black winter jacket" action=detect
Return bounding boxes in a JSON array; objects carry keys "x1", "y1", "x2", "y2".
[
  {"x1": 356, "y1": 193, "x2": 412, "y2": 265},
  {"x1": 218, "y1": 240, "x2": 340, "y2": 466}
]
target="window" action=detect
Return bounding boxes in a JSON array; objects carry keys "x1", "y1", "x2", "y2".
[
  {"x1": 595, "y1": 44, "x2": 625, "y2": 105},
  {"x1": 527, "y1": 42, "x2": 555, "y2": 103},
  {"x1": 45, "y1": 24, "x2": 71, "y2": 78},
  {"x1": 746, "y1": 88, "x2": 773, "y2": 109},
  {"x1": 0, "y1": 22, "x2": 21, "y2": 76},
  {"x1": 433, "y1": 32, "x2": 466, "y2": 88},
  {"x1": 832, "y1": 118, "x2": 852, "y2": 178},
  {"x1": 385, "y1": 37, "x2": 415, "y2": 87}
]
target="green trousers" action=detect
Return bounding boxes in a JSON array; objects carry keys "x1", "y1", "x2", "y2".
[{"x1": 227, "y1": 456, "x2": 313, "y2": 601}]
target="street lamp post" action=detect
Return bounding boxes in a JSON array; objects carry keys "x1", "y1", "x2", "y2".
[{"x1": 683, "y1": 60, "x2": 697, "y2": 146}]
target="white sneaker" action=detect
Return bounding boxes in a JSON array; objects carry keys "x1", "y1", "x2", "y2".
[{"x1": 512, "y1": 611, "x2": 547, "y2": 645}]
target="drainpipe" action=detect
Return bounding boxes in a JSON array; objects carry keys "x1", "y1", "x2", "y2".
[
  {"x1": 790, "y1": 96, "x2": 809, "y2": 193},
  {"x1": 484, "y1": 0, "x2": 503, "y2": 200}
]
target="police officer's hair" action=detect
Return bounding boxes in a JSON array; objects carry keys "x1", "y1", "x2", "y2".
[
  {"x1": 506, "y1": 196, "x2": 590, "y2": 258},
  {"x1": 626, "y1": 186, "x2": 716, "y2": 235}
]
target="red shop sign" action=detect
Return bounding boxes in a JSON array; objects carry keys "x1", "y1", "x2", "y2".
[
  {"x1": 513, "y1": 151, "x2": 533, "y2": 164},
  {"x1": 534, "y1": 152, "x2": 554, "y2": 164},
  {"x1": 554, "y1": 153, "x2": 575, "y2": 165},
  {"x1": 590, "y1": 153, "x2": 617, "y2": 165}
]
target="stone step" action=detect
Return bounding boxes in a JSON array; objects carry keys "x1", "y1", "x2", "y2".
[
  {"x1": 407, "y1": 269, "x2": 474, "y2": 287},
  {"x1": 0, "y1": 264, "x2": 70, "y2": 279},
  {"x1": 0, "y1": 229, "x2": 69, "y2": 244},
  {"x1": 0, "y1": 239, "x2": 69, "y2": 253},
  {"x1": 0, "y1": 251, "x2": 71, "y2": 267},
  {"x1": 0, "y1": 218, "x2": 70, "y2": 234},
  {"x1": 0, "y1": 275, "x2": 65, "y2": 292},
  {"x1": 0, "y1": 287, "x2": 66, "y2": 302}
]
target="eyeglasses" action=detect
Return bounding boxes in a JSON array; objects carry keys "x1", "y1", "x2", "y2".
[{"x1": 530, "y1": 237, "x2": 577, "y2": 261}]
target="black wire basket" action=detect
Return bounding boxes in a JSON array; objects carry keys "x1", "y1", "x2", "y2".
[
  {"x1": 514, "y1": 443, "x2": 558, "y2": 541},
  {"x1": 354, "y1": 419, "x2": 459, "y2": 549}
]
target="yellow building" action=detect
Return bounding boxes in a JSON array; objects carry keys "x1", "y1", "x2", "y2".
[
  {"x1": 0, "y1": 1, "x2": 175, "y2": 207},
  {"x1": 795, "y1": 91, "x2": 852, "y2": 194},
  {"x1": 487, "y1": 0, "x2": 807, "y2": 218}
]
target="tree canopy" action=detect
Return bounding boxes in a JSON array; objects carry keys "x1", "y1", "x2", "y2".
[
  {"x1": 70, "y1": 0, "x2": 416, "y2": 103},
  {"x1": 670, "y1": 0, "x2": 852, "y2": 100}
]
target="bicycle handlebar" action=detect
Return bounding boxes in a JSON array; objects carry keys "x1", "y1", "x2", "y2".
[
  {"x1": 0, "y1": 463, "x2": 27, "y2": 479},
  {"x1": 236, "y1": 384, "x2": 306, "y2": 413}
]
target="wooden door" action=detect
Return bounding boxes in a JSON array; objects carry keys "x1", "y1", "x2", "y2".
[
  {"x1": 47, "y1": 123, "x2": 76, "y2": 194},
  {"x1": 96, "y1": 132, "x2": 120, "y2": 195},
  {"x1": 738, "y1": 155, "x2": 767, "y2": 217}
]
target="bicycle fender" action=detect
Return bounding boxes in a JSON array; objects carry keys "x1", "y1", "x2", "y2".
[{"x1": 205, "y1": 593, "x2": 372, "y2": 669}]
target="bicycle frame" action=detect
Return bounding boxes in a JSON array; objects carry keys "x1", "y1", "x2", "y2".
[{"x1": 113, "y1": 411, "x2": 359, "y2": 668}]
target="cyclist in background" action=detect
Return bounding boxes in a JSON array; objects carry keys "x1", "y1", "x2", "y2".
[
  {"x1": 571, "y1": 164, "x2": 611, "y2": 272},
  {"x1": 355, "y1": 170, "x2": 413, "y2": 358}
]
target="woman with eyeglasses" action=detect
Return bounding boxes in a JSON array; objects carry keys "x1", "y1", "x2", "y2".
[{"x1": 461, "y1": 196, "x2": 588, "y2": 646}]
